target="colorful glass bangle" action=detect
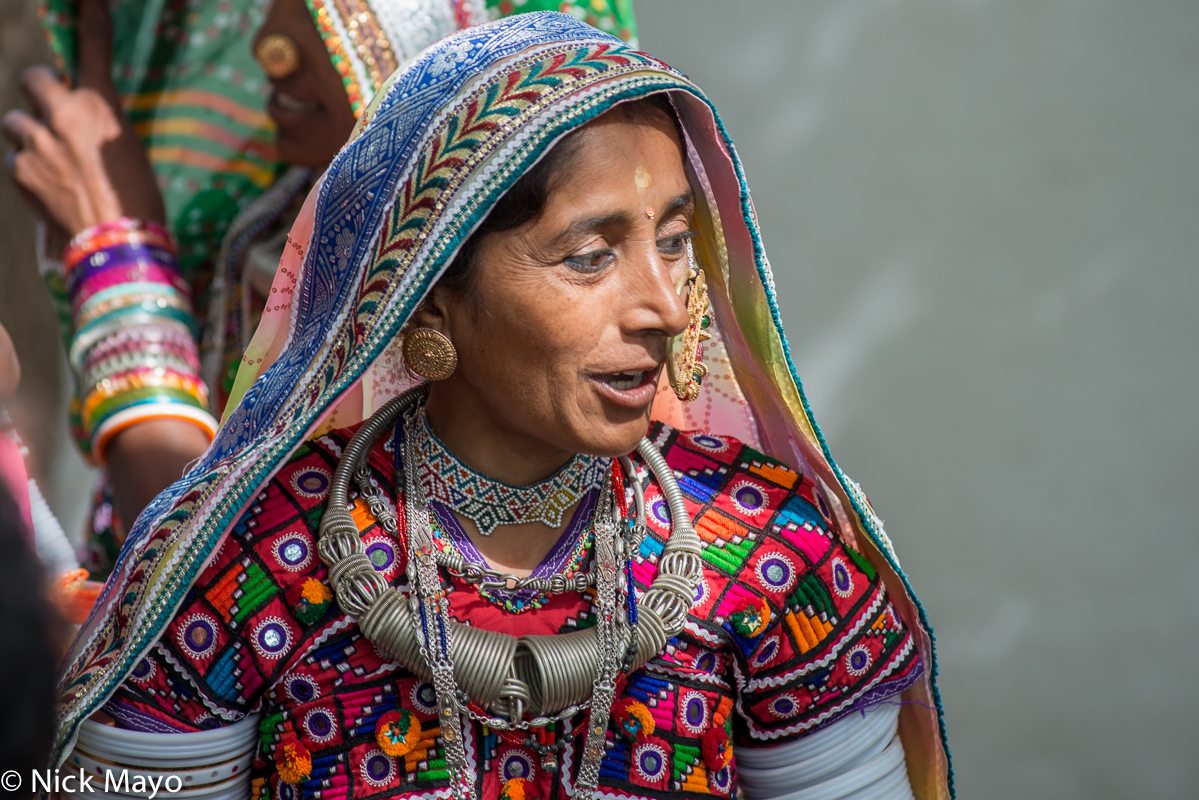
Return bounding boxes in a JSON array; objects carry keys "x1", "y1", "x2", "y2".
[
  {"x1": 85, "y1": 387, "x2": 210, "y2": 438},
  {"x1": 80, "y1": 326, "x2": 201, "y2": 374},
  {"x1": 65, "y1": 216, "x2": 171, "y2": 247},
  {"x1": 64, "y1": 230, "x2": 175, "y2": 271},
  {"x1": 73, "y1": 284, "x2": 192, "y2": 328},
  {"x1": 82, "y1": 338, "x2": 200, "y2": 374},
  {"x1": 82, "y1": 348, "x2": 200, "y2": 383},
  {"x1": 92, "y1": 404, "x2": 218, "y2": 466},
  {"x1": 76, "y1": 322, "x2": 196, "y2": 355},
  {"x1": 68, "y1": 241, "x2": 178, "y2": 281},
  {"x1": 81, "y1": 367, "x2": 208, "y2": 419},
  {"x1": 68, "y1": 250, "x2": 181, "y2": 299},
  {"x1": 75, "y1": 283, "x2": 191, "y2": 324},
  {"x1": 64, "y1": 218, "x2": 174, "y2": 273},
  {"x1": 74, "y1": 289, "x2": 193, "y2": 333},
  {"x1": 82, "y1": 371, "x2": 206, "y2": 418},
  {"x1": 82, "y1": 352, "x2": 201, "y2": 389},
  {"x1": 69, "y1": 309, "x2": 196, "y2": 370},
  {"x1": 83, "y1": 363, "x2": 204, "y2": 394},
  {"x1": 83, "y1": 377, "x2": 210, "y2": 439},
  {"x1": 71, "y1": 263, "x2": 192, "y2": 302},
  {"x1": 73, "y1": 281, "x2": 180, "y2": 317},
  {"x1": 68, "y1": 315, "x2": 194, "y2": 372}
]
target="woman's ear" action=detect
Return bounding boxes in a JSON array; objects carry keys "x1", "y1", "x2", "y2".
[{"x1": 407, "y1": 283, "x2": 457, "y2": 335}]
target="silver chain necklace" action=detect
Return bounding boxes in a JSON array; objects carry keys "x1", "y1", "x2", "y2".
[{"x1": 317, "y1": 386, "x2": 705, "y2": 799}]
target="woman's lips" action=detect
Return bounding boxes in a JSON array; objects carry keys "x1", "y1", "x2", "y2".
[
  {"x1": 268, "y1": 90, "x2": 322, "y2": 125},
  {"x1": 590, "y1": 368, "x2": 660, "y2": 408}
]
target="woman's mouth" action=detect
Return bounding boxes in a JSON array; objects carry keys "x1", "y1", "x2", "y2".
[
  {"x1": 269, "y1": 90, "x2": 322, "y2": 121},
  {"x1": 590, "y1": 368, "x2": 660, "y2": 408}
]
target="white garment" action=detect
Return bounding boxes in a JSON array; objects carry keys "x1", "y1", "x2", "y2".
[
  {"x1": 736, "y1": 703, "x2": 914, "y2": 800},
  {"x1": 30, "y1": 478, "x2": 79, "y2": 577}
]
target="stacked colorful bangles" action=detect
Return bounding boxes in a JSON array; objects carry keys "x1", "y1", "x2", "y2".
[{"x1": 62, "y1": 218, "x2": 217, "y2": 463}]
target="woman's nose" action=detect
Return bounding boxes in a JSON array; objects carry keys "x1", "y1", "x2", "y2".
[{"x1": 629, "y1": 247, "x2": 691, "y2": 339}]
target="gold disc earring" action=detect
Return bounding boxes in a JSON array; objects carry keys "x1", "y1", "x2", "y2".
[
  {"x1": 255, "y1": 34, "x2": 300, "y2": 79},
  {"x1": 402, "y1": 328, "x2": 458, "y2": 381}
]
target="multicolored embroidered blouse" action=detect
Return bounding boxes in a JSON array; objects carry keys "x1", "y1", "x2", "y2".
[{"x1": 105, "y1": 422, "x2": 920, "y2": 798}]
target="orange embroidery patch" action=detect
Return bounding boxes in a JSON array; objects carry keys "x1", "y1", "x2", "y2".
[
  {"x1": 375, "y1": 709, "x2": 421, "y2": 756},
  {"x1": 275, "y1": 736, "x2": 312, "y2": 783},
  {"x1": 500, "y1": 777, "x2": 535, "y2": 799},
  {"x1": 301, "y1": 577, "x2": 333, "y2": 605},
  {"x1": 613, "y1": 697, "x2": 656, "y2": 742}
]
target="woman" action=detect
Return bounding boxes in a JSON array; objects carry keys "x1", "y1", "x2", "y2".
[
  {"x1": 54, "y1": 13, "x2": 951, "y2": 799},
  {"x1": 6, "y1": 0, "x2": 637, "y2": 575}
]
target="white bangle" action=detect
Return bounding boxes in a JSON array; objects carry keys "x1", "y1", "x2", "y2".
[
  {"x1": 736, "y1": 704, "x2": 915, "y2": 800},
  {"x1": 66, "y1": 712, "x2": 259, "y2": 799}
]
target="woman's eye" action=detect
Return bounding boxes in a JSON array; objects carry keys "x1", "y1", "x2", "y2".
[
  {"x1": 564, "y1": 249, "x2": 616, "y2": 273},
  {"x1": 657, "y1": 230, "x2": 697, "y2": 256}
]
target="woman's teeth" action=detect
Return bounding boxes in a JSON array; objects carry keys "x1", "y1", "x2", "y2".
[
  {"x1": 603, "y1": 372, "x2": 645, "y2": 391},
  {"x1": 273, "y1": 91, "x2": 319, "y2": 112}
]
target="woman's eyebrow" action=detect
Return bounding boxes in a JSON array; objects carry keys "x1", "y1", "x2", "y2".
[
  {"x1": 551, "y1": 190, "x2": 697, "y2": 247},
  {"x1": 662, "y1": 189, "x2": 695, "y2": 218},
  {"x1": 551, "y1": 211, "x2": 632, "y2": 247}
]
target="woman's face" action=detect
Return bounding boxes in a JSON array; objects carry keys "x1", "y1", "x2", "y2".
[
  {"x1": 253, "y1": 0, "x2": 357, "y2": 169},
  {"x1": 421, "y1": 107, "x2": 694, "y2": 467}
]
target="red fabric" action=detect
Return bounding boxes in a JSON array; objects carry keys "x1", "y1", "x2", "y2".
[{"x1": 107, "y1": 423, "x2": 920, "y2": 798}]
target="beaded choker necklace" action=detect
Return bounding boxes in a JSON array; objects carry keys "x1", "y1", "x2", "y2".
[{"x1": 411, "y1": 408, "x2": 609, "y2": 535}]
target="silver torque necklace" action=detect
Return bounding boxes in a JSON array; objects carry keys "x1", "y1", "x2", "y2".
[{"x1": 317, "y1": 386, "x2": 704, "y2": 799}]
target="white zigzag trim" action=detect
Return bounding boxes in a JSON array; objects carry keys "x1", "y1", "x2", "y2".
[
  {"x1": 595, "y1": 790, "x2": 658, "y2": 800},
  {"x1": 643, "y1": 659, "x2": 732, "y2": 691},
  {"x1": 737, "y1": 635, "x2": 916, "y2": 742},
  {"x1": 684, "y1": 617, "x2": 723, "y2": 645}
]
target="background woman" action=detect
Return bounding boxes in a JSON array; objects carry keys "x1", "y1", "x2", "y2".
[
  {"x1": 4, "y1": 0, "x2": 637, "y2": 576},
  {"x1": 53, "y1": 13, "x2": 950, "y2": 799}
]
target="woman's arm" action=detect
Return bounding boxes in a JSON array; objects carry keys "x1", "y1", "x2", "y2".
[{"x1": 2, "y1": 0, "x2": 213, "y2": 532}]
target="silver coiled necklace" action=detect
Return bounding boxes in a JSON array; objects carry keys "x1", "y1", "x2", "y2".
[{"x1": 317, "y1": 386, "x2": 704, "y2": 799}]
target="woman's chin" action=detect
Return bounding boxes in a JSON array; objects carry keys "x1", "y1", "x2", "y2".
[
  {"x1": 577, "y1": 423, "x2": 651, "y2": 458},
  {"x1": 575, "y1": 389, "x2": 657, "y2": 457}
]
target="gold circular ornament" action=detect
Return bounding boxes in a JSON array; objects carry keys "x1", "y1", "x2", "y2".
[
  {"x1": 402, "y1": 328, "x2": 457, "y2": 381},
  {"x1": 255, "y1": 34, "x2": 300, "y2": 79}
]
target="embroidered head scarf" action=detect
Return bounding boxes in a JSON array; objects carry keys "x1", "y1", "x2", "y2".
[{"x1": 54, "y1": 13, "x2": 949, "y2": 797}]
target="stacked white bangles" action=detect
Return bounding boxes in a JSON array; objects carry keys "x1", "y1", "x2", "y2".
[
  {"x1": 736, "y1": 703, "x2": 915, "y2": 800},
  {"x1": 66, "y1": 713, "x2": 260, "y2": 799}
]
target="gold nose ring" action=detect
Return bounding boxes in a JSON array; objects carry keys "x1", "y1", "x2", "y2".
[{"x1": 256, "y1": 34, "x2": 300, "y2": 79}]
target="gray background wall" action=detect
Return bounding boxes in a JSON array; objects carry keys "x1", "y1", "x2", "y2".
[
  {"x1": 1, "y1": 1, "x2": 1196, "y2": 798},
  {"x1": 637, "y1": 2, "x2": 1199, "y2": 798}
]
